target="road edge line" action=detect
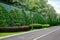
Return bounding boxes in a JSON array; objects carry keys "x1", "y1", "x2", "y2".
[{"x1": 33, "y1": 28, "x2": 60, "y2": 40}]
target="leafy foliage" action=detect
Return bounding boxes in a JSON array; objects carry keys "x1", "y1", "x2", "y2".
[{"x1": 0, "y1": 0, "x2": 59, "y2": 27}]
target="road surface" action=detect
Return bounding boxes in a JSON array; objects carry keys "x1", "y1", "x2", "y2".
[
  {"x1": 37, "y1": 27, "x2": 60, "y2": 40},
  {"x1": 0, "y1": 26, "x2": 60, "y2": 40}
]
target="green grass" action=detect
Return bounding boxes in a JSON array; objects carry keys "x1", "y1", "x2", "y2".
[{"x1": 0, "y1": 32, "x2": 21, "y2": 37}]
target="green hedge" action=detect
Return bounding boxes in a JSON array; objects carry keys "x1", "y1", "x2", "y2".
[
  {"x1": 41, "y1": 24, "x2": 50, "y2": 28},
  {"x1": 30, "y1": 24, "x2": 50, "y2": 29}
]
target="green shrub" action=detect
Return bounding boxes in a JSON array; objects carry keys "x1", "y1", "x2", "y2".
[
  {"x1": 30, "y1": 24, "x2": 42, "y2": 29},
  {"x1": 30, "y1": 24, "x2": 50, "y2": 29},
  {"x1": 30, "y1": 24, "x2": 42, "y2": 26},
  {"x1": 42, "y1": 24, "x2": 50, "y2": 28}
]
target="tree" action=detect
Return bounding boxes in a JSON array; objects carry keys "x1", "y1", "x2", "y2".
[
  {"x1": 0, "y1": 0, "x2": 59, "y2": 27},
  {"x1": 9, "y1": 9, "x2": 25, "y2": 26},
  {"x1": 0, "y1": 5, "x2": 9, "y2": 27}
]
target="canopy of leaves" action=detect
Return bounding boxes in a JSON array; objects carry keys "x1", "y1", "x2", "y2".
[{"x1": 0, "y1": 0, "x2": 59, "y2": 27}]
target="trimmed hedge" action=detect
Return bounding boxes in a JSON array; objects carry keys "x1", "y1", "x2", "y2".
[
  {"x1": 30, "y1": 24, "x2": 42, "y2": 29},
  {"x1": 0, "y1": 24, "x2": 50, "y2": 32},
  {"x1": 30, "y1": 24, "x2": 50, "y2": 29},
  {"x1": 0, "y1": 26, "x2": 31, "y2": 32},
  {"x1": 42, "y1": 24, "x2": 50, "y2": 28}
]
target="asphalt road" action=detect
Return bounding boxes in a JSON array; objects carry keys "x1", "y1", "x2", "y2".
[
  {"x1": 37, "y1": 27, "x2": 60, "y2": 40},
  {"x1": 0, "y1": 26, "x2": 60, "y2": 40}
]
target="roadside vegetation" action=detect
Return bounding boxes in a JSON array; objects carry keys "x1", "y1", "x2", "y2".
[{"x1": 0, "y1": 0, "x2": 60, "y2": 37}]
